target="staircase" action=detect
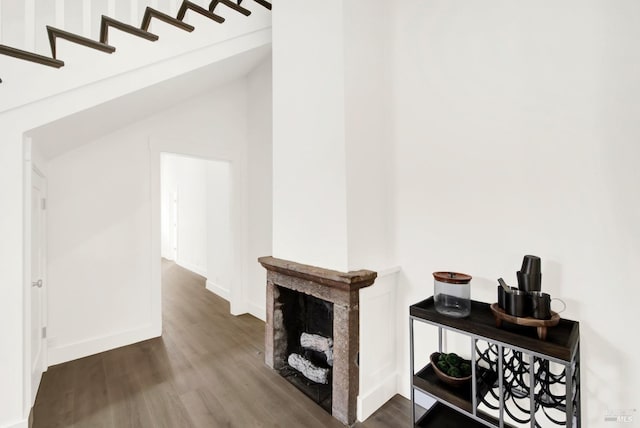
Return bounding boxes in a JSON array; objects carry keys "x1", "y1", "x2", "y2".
[{"x1": 0, "y1": 0, "x2": 271, "y2": 84}]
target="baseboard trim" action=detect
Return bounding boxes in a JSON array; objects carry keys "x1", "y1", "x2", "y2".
[
  {"x1": 205, "y1": 280, "x2": 230, "y2": 301},
  {"x1": 357, "y1": 372, "x2": 398, "y2": 422},
  {"x1": 248, "y1": 301, "x2": 265, "y2": 322},
  {"x1": 47, "y1": 324, "x2": 159, "y2": 366},
  {"x1": 176, "y1": 260, "x2": 207, "y2": 278},
  {"x1": 1, "y1": 418, "x2": 28, "y2": 428}
]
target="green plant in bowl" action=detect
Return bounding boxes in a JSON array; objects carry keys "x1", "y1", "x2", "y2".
[{"x1": 430, "y1": 352, "x2": 473, "y2": 387}]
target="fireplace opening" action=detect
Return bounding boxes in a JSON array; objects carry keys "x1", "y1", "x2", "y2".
[{"x1": 277, "y1": 286, "x2": 334, "y2": 413}]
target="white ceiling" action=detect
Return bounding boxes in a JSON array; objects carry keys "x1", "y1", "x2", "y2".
[{"x1": 28, "y1": 44, "x2": 271, "y2": 160}]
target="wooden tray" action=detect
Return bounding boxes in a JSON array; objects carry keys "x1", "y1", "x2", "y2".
[
  {"x1": 429, "y1": 352, "x2": 472, "y2": 388},
  {"x1": 490, "y1": 303, "x2": 560, "y2": 340}
]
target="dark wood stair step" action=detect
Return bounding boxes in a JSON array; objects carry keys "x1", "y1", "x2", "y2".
[
  {"x1": 100, "y1": 16, "x2": 159, "y2": 44},
  {"x1": 240, "y1": 0, "x2": 272, "y2": 11},
  {"x1": 141, "y1": 7, "x2": 195, "y2": 32},
  {"x1": 209, "y1": 0, "x2": 251, "y2": 16},
  {"x1": 177, "y1": 1, "x2": 225, "y2": 24},
  {"x1": 0, "y1": 44, "x2": 64, "y2": 68},
  {"x1": 47, "y1": 26, "x2": 115, "y2": 59}
]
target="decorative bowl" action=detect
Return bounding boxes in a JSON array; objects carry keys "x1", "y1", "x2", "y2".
[{"x1": 430, "y1": 352, "x2": 472, "y2": 387}]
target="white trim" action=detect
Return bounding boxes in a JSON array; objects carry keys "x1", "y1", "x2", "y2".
[
  {"x1": 150, "y1": 138, "x2": 250, "y2": 327},
  {"x1": 1, "y1": 418, "x2": 28, "y2": 428},
  {"x1": 205, "y1": 280, "x2": 230, "y2": 301},
  {"x1": 176, "y1": 260, "x2": 207, "y2": 278},
  {"x1": 22, "y1": 138, "x2": 49, "y2": 419},
  {"x1": 358, "y1": 266, "x2": 401, "y2": 422},
  {"x1": 234, "y1": 130, "x2": 250, "y2": 316},
  {"x1": 47, "y1": 324, "x2": 159, "y2": 366},
  {"x1": 377, "y1": 265, "x2": 401, "y2": 278},
  {"x1": 357, "y1": 372, "x2": 399, "y2": 422},
  {"x1": 248, "y1": 301, "x2": 266, "y2": 322},
  {"x1": 22, "y1": 139, "x2": 33, "y2": 420}
]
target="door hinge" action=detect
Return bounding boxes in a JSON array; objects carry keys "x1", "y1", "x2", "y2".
[
  {"x1": 41, "y1": 198, "x2": 46, "y2": 210},
  {"x1": 42, "y1": 327, "x2": 47, "y2": 338}
]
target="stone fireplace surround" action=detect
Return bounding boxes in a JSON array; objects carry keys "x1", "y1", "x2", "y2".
[{"x1": 259, "y1": 256, "x2": 377, "y2": 426}]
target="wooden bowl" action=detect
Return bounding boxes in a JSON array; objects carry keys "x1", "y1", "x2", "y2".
[{"x1": 430, "y1": 352, "x2": 472, "y2": 387}]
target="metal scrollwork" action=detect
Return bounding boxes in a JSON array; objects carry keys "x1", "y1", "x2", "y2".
[{"x1": 475, "y1": 341, "x2": 572, "y2": 426}]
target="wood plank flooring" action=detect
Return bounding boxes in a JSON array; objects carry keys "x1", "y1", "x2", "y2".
[{"x1": 33, "y1": 260, "x2": 411, "y2": 427}]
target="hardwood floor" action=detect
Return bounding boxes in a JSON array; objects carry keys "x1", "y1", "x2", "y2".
[{"x1": 33, "y1": 260, "x2": 411, "y2": 427}]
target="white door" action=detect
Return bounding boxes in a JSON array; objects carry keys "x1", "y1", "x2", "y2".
[{"x1": 30, "y1": 169, "x2": 46, "y2": 404}]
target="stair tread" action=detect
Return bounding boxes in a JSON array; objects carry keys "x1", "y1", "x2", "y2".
[
  {"x1": 178, "y1": 1, "x2": 225, "y2": 24},
  {"x1": 209, "y1": 0, "x2": 252, "y2": 16},
  {"x1": 141, "y1": 7, "x2": 195, "y2": 32},
  {"x1": 47, "y1": 25, "x2": 115, "y2": 58},
  {"x1": 0, "y1": 44, "x2": 64, "y2": 68},
  {"x1": 100, "y1": 16, "x2": 159, "y2": 44}
]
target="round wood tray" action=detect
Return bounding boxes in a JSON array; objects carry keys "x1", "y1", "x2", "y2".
[{"x1": 490, "y1": 303, "x2": 560, "y2": 340}]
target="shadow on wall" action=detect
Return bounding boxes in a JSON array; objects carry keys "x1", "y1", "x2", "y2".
[{"x1": 580, "y1": 323, "x2": 632, "y2": 427}]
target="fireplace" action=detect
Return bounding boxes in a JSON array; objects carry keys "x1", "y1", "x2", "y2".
[
  {"x1": 259, "y1": 256, "x2": 376, "y2": 425},
  {"x1": 277, "y1": 287, "x2": 334, "y2": 412}
]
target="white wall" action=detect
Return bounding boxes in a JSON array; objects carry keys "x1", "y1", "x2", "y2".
[
  {"x1": 246, "y1": 56, "x2": 272, "y2": 319},
  {"x1": 161, "y1": 153, "x2": 233, "y2": 295},
  {"x1": 0, "y1": 128, "x2": 24, "y2": 428},
  {"x1": 343, "y1": 0, "x2": 394, "y2": 272},
  {"x1": 390, "y1": 1, "x2": 640, "y2": 426},
  {"x1": 0, "y1": 0, "x2": 272, "y2": 113},
  {"x1": 272, "y1": 0, "x2": 349, "y2": 272},
  {"x1": 272, "y1": 1, "x2": 398, "y2": 420},
  {"x1": 342, "y1": 1, "x2": 399, "y2": 420},
  {"x1": 160, "y1": 154, "x2": 177, "y2": 260},
  {"x1": 273, "y1": 1, "x2": 640, "y2": 424},
  {"x1": 206, "y1": 159, "x2": 233, "y2": 299},
  {"x1": 0, "y1": 19, "x2": 272, "y2": 428},
  {"x1": 161, "y1": 153, "x2": 210, "y2": 277},
  {"x1": 46, "y1": 125, "x2": 154, "y2": 363},
  {"x1": 42, "y1": 79, "x2": 255, "y2": 365}
]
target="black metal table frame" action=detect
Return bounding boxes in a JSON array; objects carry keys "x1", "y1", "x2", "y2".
[{"x1": 410, "y1": 303, "x2": 581, "y2": 428}]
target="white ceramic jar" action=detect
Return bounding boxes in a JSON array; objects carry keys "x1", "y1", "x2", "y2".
[{"x1": 433, "y1": 271, "x2": 472, "y2": 318}]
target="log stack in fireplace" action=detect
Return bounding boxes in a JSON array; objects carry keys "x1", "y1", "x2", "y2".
[{"x1": 288, "y1": 332, "x2": 333, "y2": 384}]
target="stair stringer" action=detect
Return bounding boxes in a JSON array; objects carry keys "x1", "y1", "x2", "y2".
[
  {"x1": 0, "y1": 24, "x2": 271, "y2": 428},
  {"x1": 0, "y1": 3, "x2": 271, "y2": 114}
]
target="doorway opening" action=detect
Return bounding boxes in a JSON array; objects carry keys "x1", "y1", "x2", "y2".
[{"x1": 160, "y1": 153, "x2": 233, "y2": 301}]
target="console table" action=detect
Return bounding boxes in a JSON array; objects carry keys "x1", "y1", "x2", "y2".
[{"x1": 410, "y1": 297, "x2": 580, "y2": 427}]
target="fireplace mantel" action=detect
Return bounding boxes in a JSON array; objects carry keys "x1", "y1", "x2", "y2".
[
  {"x1": 258, "y1": 256, "x2": 377, "y2": 292},
  {"x1": 259, "y1": 256, "x2": 377, "y2": 426}
]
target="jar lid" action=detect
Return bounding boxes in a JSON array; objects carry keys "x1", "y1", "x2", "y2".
[{"x1": 433, "y1": 271, "x2": 472, "y2": 284}]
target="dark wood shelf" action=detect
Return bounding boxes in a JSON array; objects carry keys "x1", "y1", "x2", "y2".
[
  {"x1": 414, "y1": 363, "x2": 505, "y2": 427},
  {"x1": 410, "y1": 297, "x2": 579, "y2": 362},
  {"x1": 414, "y1": 364, "x2": 496, "y2": 414},
  {"x1": 416, "y1": 402, "x2": 513, "y2": 428}
]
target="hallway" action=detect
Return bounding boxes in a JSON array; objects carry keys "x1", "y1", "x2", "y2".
[{"x1": 32, "y1": 260, "x2": 410, "y2": 427}]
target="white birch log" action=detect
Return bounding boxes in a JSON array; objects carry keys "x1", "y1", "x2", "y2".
[
  {"x1": 300, "y1": 332, "x2": 334, "y2": 366},
  {"x1": 288, "y1": 353, "x2": 330, "y2": 384}
]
